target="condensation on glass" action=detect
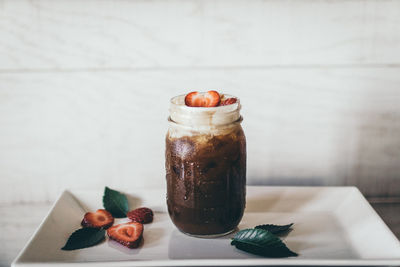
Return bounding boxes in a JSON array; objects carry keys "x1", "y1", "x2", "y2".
[{"x1": 165, "y1": 94, "x2": 246, "y2": 237}]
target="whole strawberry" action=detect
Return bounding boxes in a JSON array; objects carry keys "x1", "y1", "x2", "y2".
[{"x1": 127, "y1": 207, "x2": 154, "y2": 224}]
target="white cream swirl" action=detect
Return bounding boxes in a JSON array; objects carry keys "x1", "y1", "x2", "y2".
[{"x1": 168, "y1": 93, "x2": 242, "y2": 138}]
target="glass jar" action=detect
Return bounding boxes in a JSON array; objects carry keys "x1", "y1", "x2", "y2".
[{"x1": 165, "y1": 94, "x2": 246, "y2": 237}]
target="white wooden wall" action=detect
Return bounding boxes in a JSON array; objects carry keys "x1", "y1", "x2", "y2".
[{"x1": 1, "y1": 0, "x2": 400, "y2": 204}]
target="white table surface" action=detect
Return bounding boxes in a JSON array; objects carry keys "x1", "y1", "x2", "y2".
[{"x1": 1, "y1": 201, "x2": 399, "y2": 267}]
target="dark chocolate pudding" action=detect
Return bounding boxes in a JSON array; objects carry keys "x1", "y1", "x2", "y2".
[{"x1": 166, "y1": 93, "x2": 246, "y2": 236}]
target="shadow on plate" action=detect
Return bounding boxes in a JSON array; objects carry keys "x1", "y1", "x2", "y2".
[
  {"x1": 168, "y1": 229, "x2": 260, "y2": 259},
  {"x1": 107, "y1": 238, "x2": 143, "y2": 255}
]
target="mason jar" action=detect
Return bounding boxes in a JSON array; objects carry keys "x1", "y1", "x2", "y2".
[{"x1": 165, "y1": 93, "x2": 246, "y2": 237}]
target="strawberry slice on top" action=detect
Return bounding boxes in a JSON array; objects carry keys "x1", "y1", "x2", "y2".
[
  {"x1": 185, "y1": 90, "x2": 221, "y2": 107},
  {"x1": 107, "y1": 222, "x2": 144, "y2": 248},
  {"x1": 81, "y1": 209, "x2": 114, "y2": 229},
  {"x1": 220, "y1": 97, "x2": 237, "y2": 106}
]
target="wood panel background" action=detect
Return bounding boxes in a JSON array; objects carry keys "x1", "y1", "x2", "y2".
[{"x1": 1, "y1": 0, "x2": 400, "y2": 203}]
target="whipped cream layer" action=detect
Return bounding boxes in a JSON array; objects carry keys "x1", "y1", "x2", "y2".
[{"x1": 168, "y1": 93, "x2": 242, "y2": 138}]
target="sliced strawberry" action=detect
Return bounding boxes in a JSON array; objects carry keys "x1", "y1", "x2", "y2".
[
  {"x1": 107, "y1": 222, "x2": 143, "y2": 248},
  {"x1": 185, "y1": 91, "x2": 221, "y2": 107},
  {"x1": 127, "y1": 207, "x2": 154, "y2": 224},
  {"x1": 220, "y1": 97, "x2": 237, "y2": 106},
  {"x1": 81, "y1": 209, "x2": 114, "y2": 229}
]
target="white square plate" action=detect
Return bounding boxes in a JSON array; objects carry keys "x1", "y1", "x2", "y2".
[{"x1": 12, "y1": 186, "x2": 400, "y2": 266}]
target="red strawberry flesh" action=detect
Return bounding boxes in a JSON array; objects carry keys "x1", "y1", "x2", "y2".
[
  {"x1": 220, "y1": 97, "x2": 237, "y2": 106},
  {"x1": 107, "y1": 222, "x2": 143, "y2": 248},
  {"x1": 127, "y1": 207, "x2": 154, "y2": 224},
  {"x1": 81, "y1": 209, "x2": 114, "y2": 229},
  {"x1": 185, "y1": 91, "x2": 221, "y2": 107}
]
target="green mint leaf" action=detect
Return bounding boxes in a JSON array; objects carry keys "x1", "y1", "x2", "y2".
[
  {"x1": 61, "y1": 228, "x2": 105, "y2": 250},
  {"x1": 255, "y1": 223, "x2": 294, "y2": 234},
  {"x1": 231, "y1": 228, "x2": 298, "y2": 258},
  {"x1": 103, "y1": 186, "x2": 129, "y2": 218}
]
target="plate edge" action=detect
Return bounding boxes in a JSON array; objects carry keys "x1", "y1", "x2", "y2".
[{"x1": 11, "y1": 190, "x2": 71, "y2": 266}]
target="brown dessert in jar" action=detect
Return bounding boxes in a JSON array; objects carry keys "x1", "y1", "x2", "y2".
[{"x1": 165, "y1": 92, "x2": 246, "y2": 237}]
